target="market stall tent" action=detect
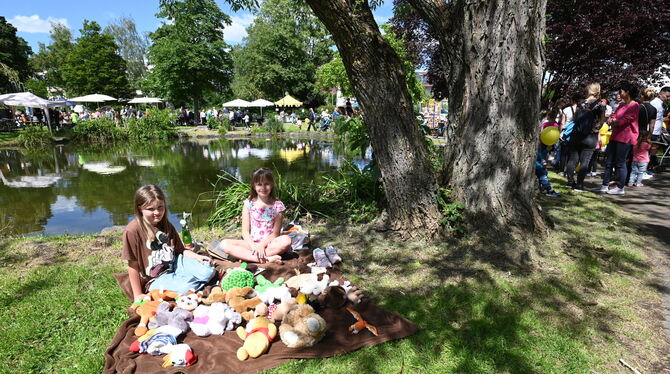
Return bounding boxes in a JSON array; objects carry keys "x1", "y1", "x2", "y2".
[
  {"x1": 0, "y1": 92, "x2": 53, "y2": 132},
  {"x1": 127, "y1": 97, "x2": 163, "y2": 104},
  {"x1": 69, "y1": 94, "x2": 117, "y2": 103},
  {"x1": 222, "y1": 99, "x2": 251, "y2": 108},
  {"x1": 249, "y1": 99, "x2": 274, "y2": 115},
  {"x1": 274, "y1": 94, "x2": 302, "y2": 107}
]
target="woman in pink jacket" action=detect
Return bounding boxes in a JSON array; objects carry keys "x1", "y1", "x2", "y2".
[{"x1": 594, "y1": 82, "x2": 639, "y2": 195}]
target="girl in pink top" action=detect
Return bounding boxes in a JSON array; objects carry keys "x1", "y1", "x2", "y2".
[
  {"x1": 628, "y1": 131, "x2": 652, "y2": 187},
  {"x1": 216, "y1": 168, "x2": 291, "y2": 264}
]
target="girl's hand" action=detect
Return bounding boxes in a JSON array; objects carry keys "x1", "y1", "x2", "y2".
[
  {"x1": 252, "y1": 243, "x2": 266, "y2": 262},
  {"x1": 198, "y1": 255, "x2": 211, "y2": 265}
]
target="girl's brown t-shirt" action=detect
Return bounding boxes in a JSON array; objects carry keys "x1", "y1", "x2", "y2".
[{"x1": 120, "y1": 218, "x2": 185, "y2": 278}]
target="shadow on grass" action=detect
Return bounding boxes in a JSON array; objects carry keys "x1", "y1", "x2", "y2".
[{"x1": 292, "y1": 182, "x2": 653, "y2": 372}]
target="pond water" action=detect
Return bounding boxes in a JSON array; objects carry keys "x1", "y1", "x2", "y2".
[{"x1": 0, "y1": 137, "x2": 371, "y2": 236}]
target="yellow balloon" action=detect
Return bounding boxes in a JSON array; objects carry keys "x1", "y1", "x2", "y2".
[{"x1": 540, "y1": 126, "x2": 560, "y2": 146}]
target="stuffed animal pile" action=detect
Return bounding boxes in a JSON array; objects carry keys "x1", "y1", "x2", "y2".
[{"x1": 127, "y1": 245, "x2": 375, "y2": 368}]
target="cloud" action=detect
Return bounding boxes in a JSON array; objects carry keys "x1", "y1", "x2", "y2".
[
  {"x1": 9, "y1": 14, "x2": 69, "y2": 33},
  {"x1": 223, "y1": 13, "x2": 255, "y2": 44}
]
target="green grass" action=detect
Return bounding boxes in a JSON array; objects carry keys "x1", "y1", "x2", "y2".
[
  {"x1": 0, "y1": 132, "x2": 19, "y2": 144},
  {"x1": 0, "y1": 171, "x2": 667, "y2": 373}
]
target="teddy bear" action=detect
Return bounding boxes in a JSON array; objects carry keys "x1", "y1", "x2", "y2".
[
  {"x1": 269, "y1": 297, "x2": 297, "y2": 323},
  {"x1": 225, "y1": 287, "x2": 263, "y2": 321},
  {"x1": 189, "y1": 302, "x2": 242, "y2": 337},
  {"x1": 236, "y1": 316, "x2": 277, "y2": 360},
  {"x1": 202, "y1": 286, "x2": 226, "y2": 305},
  {"x1": 278, "y1": 304, "x2": 327, "y2": 348},
  {"x1": 318, "y1": 280, "x2": 364, "y2": 308},
  {"x1": 147, "y1": 302, "x2": 194, "y2": 333}
]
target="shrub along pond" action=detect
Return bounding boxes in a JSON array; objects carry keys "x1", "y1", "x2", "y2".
[{"x1": 0, "y1": 137, "x2": 371, "y2": 236}]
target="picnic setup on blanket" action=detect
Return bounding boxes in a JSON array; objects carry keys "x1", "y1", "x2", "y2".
[{"x1": 104, "y1": 223, "x2": 418, "y2": 373}]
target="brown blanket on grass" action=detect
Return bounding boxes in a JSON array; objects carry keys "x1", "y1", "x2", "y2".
[{"x1": 104, "y1": 251, "x2": 418, "y2": 374}]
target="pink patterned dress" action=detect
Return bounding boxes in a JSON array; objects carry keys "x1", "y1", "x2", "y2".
[{"x1": 244, "y1": 199, "x2": 286, "y2": 242}]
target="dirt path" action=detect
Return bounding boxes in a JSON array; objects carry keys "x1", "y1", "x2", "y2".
[{"x1": 588, "y1": 171, "x2": 670, "y2": 340}]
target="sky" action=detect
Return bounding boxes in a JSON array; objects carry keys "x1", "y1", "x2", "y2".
[{"x1": 6, "y1": 0, "x2": 394, "y2": 53}]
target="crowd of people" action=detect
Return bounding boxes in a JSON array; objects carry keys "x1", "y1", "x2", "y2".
[{"x1": 536, "y1": 82, "x2": 670, "y2": 197}]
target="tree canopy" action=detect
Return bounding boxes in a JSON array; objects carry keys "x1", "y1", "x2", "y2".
[
  {"x1": 30, "y1": 22, "x2": 73, "y2": 96},
  {"x1": 0, "y1": 16, "x2": 32, "y2": 92},
  {"x1": 61, "y1": 20, "x2": 131, "y2": 98},
  {"x1": 104, "y1": 17, "x2": 149, "y2": 88},
  {"x1": 316, "y1": 24, "x2": 426, "y2": 103},
  {"x1": 545, "y1": 0, "x2": 670, "y2": 96},
  {"x1": 231, "y1": 0, "x2": 333, "y2": 105},
  {"x1": 393, "y1": 0, "x2": 670, "y2": 100},
  {"x1": 146, "y1": 0, "x2": 233, "y2": 108}
]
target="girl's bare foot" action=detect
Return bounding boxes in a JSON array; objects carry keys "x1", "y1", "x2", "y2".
[{"x1": 266, "y1": 255, "x2": 283, "y2": 264}]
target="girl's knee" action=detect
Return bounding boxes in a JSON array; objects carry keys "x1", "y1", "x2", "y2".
[{"x1": 220, "y1": 239, "x2": 234, "y2": 254}]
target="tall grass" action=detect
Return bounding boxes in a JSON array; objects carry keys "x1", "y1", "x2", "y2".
[
  {"x1": 71, "y1": 118, "x2": 127, "y2": 143},
  {"x1": 17, "y1": 126, "x2": 52, "y2": 147},
  {"x1": 126, "y1": 109, "x2": 178, "y2": 140},
  {"x1": 207, "y1": 163, "x2": 383, "y2": 228}
]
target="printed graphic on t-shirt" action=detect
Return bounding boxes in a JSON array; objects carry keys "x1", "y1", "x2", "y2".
[{"x1": 145, "y1": 231, "x2": 175, "y2": 277}]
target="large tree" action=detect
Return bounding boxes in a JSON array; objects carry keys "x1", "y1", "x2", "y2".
[
  {"x1": 104, "y1": 16, "x2": 149, "y2": 88},
  {"x1": 0, "y1": 16, "x2": 32, "y2": 92},
  {"x1": 147, "y1": 0, "x2": 233, "y2": 115},
  {"x1": 61, "y1": 20, "x2": 131, "y2": 98},
  {"x1": 232, "y1": 0, "x2": 333, "y2": 105},
  {"x1": 30, "y1": 22, "x2": 73, "y2": 94},
  {"x1": 545, "y1": 0, "x2": 670, "y2": 96},
  {"x1": 228, "y1": 0, "x2": 546, "y2": 237}
]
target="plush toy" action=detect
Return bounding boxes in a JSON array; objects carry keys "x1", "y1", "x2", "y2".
[
  {"x1": 133, "y1": 300, "x2": 163, "y2": 336},
  {"x1": 278, "y1": 304, "x2": 327, "y2": 348},
  {"x1": 225, "y1": 286, "x2": 263, "y2": 320},
  {"x1": 221, "y1": 263, "x2": 255, "y2": 290},
  {"x1": 319, "y1": 280, "x2": 364, "y2": 308},
  {"x1": 258, "y1": 284, "x2": 292, "y2": 305},
  {"x1": 299, "y1": 274, "x2": 330, "y2": 296},
  {"x1": 162, "y1": 343, "x2": 197, "y2": 368},
  {"x1": 346, "y1": 307, "x2": 378, "y2": 336},
  {"x1": 146, "y1": 288, "x2": 179, "y2": 302},
  {"x1": 236, "y1": 317, "x2": 277, "y2": 360},
  {"x1": 202, "y1": 286, "x2": 226, "y2": 305},
  {"x1": 176, "y1": 291, "x2": 202, "y2": 312},
  {"x1": 148, "y1": 302, "x2": 194, "y2": 332},
  {"x1": 269, "y1": 297, "x2": 297, "y2": 323},
  {"x1": 130, "y1": 325, "x2": 183, "y2": 355},
  {"x1": 189, "y1": 302, "x2": 242, "y2": 337},
  {"x1": 284, "y1": 269, "x2": 313, "y2": 290},
  {"x1": 254, "y1": 274, "x2": 284, "y2": 294}
]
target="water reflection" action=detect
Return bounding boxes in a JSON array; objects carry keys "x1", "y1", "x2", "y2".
[{"x1": 0, "y1": 138, "x2": 370, "y2": 236}]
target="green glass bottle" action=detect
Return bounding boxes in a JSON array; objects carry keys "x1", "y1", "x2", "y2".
[{"x1": 180, "y1": 213, "x2": 193, "y2": 248}]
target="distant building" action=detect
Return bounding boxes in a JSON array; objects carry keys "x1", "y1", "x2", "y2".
[{"x1": 415, "y1": 71, "x2": 433, "y2": 98}]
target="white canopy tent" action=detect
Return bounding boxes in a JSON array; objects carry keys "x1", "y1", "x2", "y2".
[
  {"x1": 0, "y1": 92, "x2": 53, "y2": 132},
  {"x1": 222, "y1": 98, "x2": 251, "y2": 108},
  {"x1": 128, "y1": 97, "x2": 163, "y2": 104},
  {"x1": 248, "y1": 99, "x2": 274, "y2": 116},
  {"x1": 69, "y1": 94, "x2": 117, "y2": 103}
]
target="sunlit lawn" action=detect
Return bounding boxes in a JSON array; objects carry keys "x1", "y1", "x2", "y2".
[{"x1": 0, "y1": 171, "x2": 666, "y2": 373}]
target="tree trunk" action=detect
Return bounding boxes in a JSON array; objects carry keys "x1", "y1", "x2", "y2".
[
  {"x1": 411, "y1": 0, "x2": 547, "y2": 232},
  {"x1": 305, "y1": 0, "x2": 442, "y2": 237}
]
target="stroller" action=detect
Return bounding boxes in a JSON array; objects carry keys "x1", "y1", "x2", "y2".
[
  {"x1": 652, "y1": 126, "x2": 670, "y2": 171},
  {"x1": 319, "y1": 114, "x2": 331, "y2": 131}
]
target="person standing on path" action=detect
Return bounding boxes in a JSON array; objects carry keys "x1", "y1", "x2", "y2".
[
  {"x1": 307, "y1": 108, "x2": 317, "y2": 131},
  {"x1": 649, "y1": 87, "x2": 670, "y2": 171},
  {"x1": 594, "y1": 82, "x2": 640, "y2": 195}
]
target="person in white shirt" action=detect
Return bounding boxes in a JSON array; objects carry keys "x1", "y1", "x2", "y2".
[{"x1": 650, "y1": 87, "x2": 670, "y2": 138}]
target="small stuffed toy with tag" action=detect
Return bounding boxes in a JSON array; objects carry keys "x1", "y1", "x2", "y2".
[{"x1": 346, "y1": 307, "x2": 378, "y2": 336}]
